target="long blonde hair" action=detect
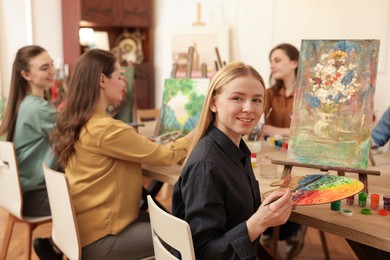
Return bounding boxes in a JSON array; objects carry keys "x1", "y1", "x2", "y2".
[{"x1": 188, "y1": 61, "x2": 266, "y2": 157}]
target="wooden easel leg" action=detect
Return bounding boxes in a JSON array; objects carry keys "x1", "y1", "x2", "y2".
[
  {"x1": 337, "y1": 171, "x2": 345, "y2": 176},
  {"x1": 358, "y1": 174, "x2": 369, "y2": 193},
  {"x1": 281, "y1": 165, "x2": 293, "y2": 179},
  {"x1": 319, "y1": 230, "x2": 330, "y2": 260},
  {"x1": 369, "y1": 150, "x2": 376, "y2": 166}
]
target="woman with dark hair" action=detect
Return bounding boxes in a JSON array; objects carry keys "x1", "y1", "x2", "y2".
[
  {"x1": 0, "y1": 45, "x2": 59, "y2": 216},
  {"x1": 0, "y1": 45, "x2": 62, "y2": 260},
  {"x1": 262, "y1": 43, "x2": 300, "y2": 137},
  {"x1": 49, "y1": 49, "x2": 192, "y2": 259},
  {"x1": 172, "y1": 61, "x2": 293, "y2": 259}
]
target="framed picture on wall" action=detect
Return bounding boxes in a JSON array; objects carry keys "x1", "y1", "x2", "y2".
[{"x1": 170, "y1": 26, "x2": 230, "y2": 78}]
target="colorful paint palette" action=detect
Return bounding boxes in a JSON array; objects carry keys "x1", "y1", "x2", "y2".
[{"x1": 263, "y1": 174, "x2": 364, "y2": 206}]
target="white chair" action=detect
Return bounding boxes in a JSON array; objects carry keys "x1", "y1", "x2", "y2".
[
  {"x1": 0, "y1": 141, "x2": 52, "y2": 260},
  {"x1": 43, "y1": 163, "x2": 81, "y2": 260},
  {"x1": 147, "y1": 195, "x2": 195, "y2": 260}
]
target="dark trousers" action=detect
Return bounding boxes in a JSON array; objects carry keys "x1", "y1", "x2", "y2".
[
  {"x1": 263, "y1": 221, "x2": 301, "y2": 240},
  {"x1": 82, "y1": 211, "x2": 154, "y2": 260},
  {"x1": 23, "y1": 188, "x2": 51, "y2": 217}
]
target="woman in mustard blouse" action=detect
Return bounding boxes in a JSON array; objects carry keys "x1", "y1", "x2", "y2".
[{"x1": 50, "y1": 49, "x2": 192, "y2": 259}]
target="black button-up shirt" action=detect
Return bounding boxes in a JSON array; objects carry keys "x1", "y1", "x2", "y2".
[{"x1": 172, "y1": 125, "x2": 261, "y2": 259}]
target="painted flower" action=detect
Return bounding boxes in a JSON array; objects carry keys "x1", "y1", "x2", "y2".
[{"x1": 307, "y1": 50, "x2": 359, "y2": 113}]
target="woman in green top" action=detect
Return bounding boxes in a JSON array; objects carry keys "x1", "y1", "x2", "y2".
[{"x1": 0, "y1": 45, "x2": 58, "y2": 217}]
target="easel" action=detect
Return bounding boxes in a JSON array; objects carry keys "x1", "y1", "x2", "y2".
[
  {"x1": 269, "y1": 159, "x2": 381, "y2": 259},
  {"x1": 272, "y1": 159, "x2": 381, "y2": 193}
]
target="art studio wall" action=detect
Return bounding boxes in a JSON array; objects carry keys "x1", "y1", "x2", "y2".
[{"x1": 0, "y1": 0, "x2": 389, "y2": 125}]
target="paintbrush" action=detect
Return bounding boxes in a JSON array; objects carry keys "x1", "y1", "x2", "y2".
[
  {"x1": 248, "y1": 108, "x2": 273, "y2": 141},
  {"x1": 265, "y1": 108, "x2": 273, "y2": 119},
  {"x1": 291, "y1": 172, "x2": 330, "y2": 192},
  {"x1": 248, "y1": 123, "x2": 262, "y2": 141},
  {"x1": 263, "y1": 172, "x2": 330, "y2": 206}
]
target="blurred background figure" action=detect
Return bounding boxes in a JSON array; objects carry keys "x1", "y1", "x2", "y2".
[{"x1": 262, "y1": 43, "x2": 299, "y2": 138}]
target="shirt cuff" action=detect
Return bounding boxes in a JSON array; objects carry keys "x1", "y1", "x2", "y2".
[
  {"x1": 227, "y1": 222, "x2": 257, "y2": 259},
  {"x1": 168, "y1": 137, "x2": 190, "y2": 152}
]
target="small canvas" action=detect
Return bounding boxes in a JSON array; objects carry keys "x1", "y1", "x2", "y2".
[
  {"x1": 288, "y1": 40, "x2": 380, "y2": 169},
  {"x1": 156, "y1": 78, "x2": 210, "y2": 136}
]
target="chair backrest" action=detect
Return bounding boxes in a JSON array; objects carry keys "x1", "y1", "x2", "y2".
[
  {"x1": 137, "y1": 108, "x2": 160, "y2": 123},
  {"x1": 0, "y1": 141, "x2": 23, "y2": 219},
  {"x1": 43, "y1": 163, "x2": 81, "y2": 260},
  {"x1": 147, "y1": 195, "x2": 195, "y2": 260},
  {"x1": 137, "y1": 109, "x2": 161, "y2": 136}
]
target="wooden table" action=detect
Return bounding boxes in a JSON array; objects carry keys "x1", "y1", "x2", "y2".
[{"x1": 142, "y1": 140, "x2": 390, "y2": 254}]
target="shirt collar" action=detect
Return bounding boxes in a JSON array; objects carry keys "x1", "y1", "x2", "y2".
[
  {"x1": 276, "y1": 86, "x2": 295, "y2": 98},
  {"x1": 92, "y1": 107, "x2": 109, "y2": 118},
  {"x1": 206, "y1": 125, "x2": 251, "y2": 164}
]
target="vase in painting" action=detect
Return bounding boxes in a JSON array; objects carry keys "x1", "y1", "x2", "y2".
[{"x1": 313, "y1": 112, "x2": 336, "y2": 138}]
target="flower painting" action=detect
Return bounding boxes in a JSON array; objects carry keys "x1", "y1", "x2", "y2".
[
  {"x1": 288, "y1": 40, "x2": 380, "y2": 169},
  {"x1": 305, "y1": 50, "x2": 360, "y2": 114}
]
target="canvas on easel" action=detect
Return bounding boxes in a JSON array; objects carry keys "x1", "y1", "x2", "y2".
[
  {"x1": 155, "y1": 78, "x2": 210, "y2": 137},
  {"x1": 288, "y1": 39, "x2": 380, "y2": 169}
]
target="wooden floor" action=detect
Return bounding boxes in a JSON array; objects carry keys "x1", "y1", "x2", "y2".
[
  {"x1": 0, "y1": 179, "x2": 358, "y2": 260},
  {"x1": 0, "y1": 209, "x2": 51, "y2": 260}
]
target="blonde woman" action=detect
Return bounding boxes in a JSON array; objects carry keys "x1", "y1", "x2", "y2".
[{"x1": 172, "y1": 62, "x2": 293, "y2": 259}]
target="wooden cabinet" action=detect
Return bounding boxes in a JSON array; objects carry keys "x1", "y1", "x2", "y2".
[
  {"x1": 80, "y1": 0, "x2": 151, "y2": 27},
  {"x1": 80, "y1": 0, "x2": 115, "y2": 26},
  {"x1": 61, "y1": 0, "x2": 154, "y2": 108},
  {"x1": 134, "y1": 63, "x2": 154, "y2": 109}
]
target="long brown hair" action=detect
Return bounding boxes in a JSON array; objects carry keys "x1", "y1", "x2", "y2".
[
  {"x1": 51, "y1": 49, "x2": 116, "y2": 167},
  {"x1": 269, "y1": 43, "x2": 299, "y2": 93},
  {"x1": 0, "y1": 45, "x2": 46, "y2": 141},
  {"x1": 188, "y1": 61, "x2": 266, "y2": 157}
]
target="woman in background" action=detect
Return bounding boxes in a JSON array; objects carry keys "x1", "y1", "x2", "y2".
[
  {"x1": 262, "y1": 43, "x2": 299, "y2": 138},
  {"x1": 172, "y1": 61, "x2": 293, "y2": 259},
  {"x1": 0, "y1": 45, "x2": 59, "y2": 216},
  {"x1": 371, "y1": 106, "x2": 390, "y2": 149},
  {"x1": 0, "y1": 45, "x2": 62, "y2": 260},
  {"x1": 50, "y1": 49, "x2": 192, "y2": 259}
]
